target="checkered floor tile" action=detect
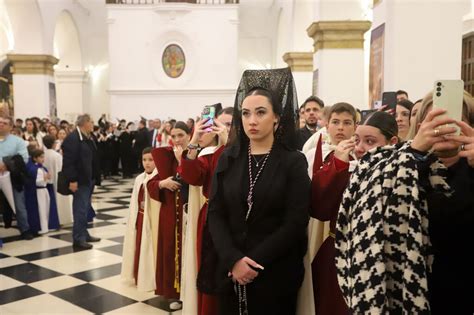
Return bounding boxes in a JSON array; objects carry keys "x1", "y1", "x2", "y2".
[{"x1": 0, "y1": 176, "x2": 180, "y2": 315}]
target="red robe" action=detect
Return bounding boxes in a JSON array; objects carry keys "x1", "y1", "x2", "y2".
[
  {"x1": 311, "y1": 151, "x2": 351, "y2": 315},
  {"x1": 148, "y1": 147, "x2": 185, "y2": 299},
  {"x1": 179, "y1": 146, "x2": 224, "y2": 315}
]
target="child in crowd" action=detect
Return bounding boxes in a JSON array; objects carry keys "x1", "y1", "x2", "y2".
[
  {"x1": 43, "y1": 135, "x2": 73, "y2": 225},
  {"x1": 121, "y1": 147, "x2": 160, "y2": 291},
  {"x1": 25, "y1": 149, "x2": 60, "y2": 234}
]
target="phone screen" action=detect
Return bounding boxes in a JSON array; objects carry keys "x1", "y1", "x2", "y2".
[{"x1": 201, "y1": 106, "x2": 216, "y2": 131}]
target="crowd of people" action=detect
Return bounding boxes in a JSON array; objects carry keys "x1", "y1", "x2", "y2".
[{"x1": 1, "y1": 67, "x2": 473, "y2": 315}]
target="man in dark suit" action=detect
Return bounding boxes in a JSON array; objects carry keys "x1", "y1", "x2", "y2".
[
  {"x1": 296, "y1": 95, "x2": 324, "y2": 150},
  {"x1": 61, "y1": 114, "x2": 101, "y2": 249},
  {"x1": 149, "y1": 118, "x2": 162, "y2": 148}
]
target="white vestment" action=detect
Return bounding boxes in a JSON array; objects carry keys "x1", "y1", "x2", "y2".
[
  {"x1": 121, "y1": 169, "x2": 161, "y2": 292},
  {"x1": 36, "y1": 167, "x2": 50, "y2": 234},
  {"x1": 180, "y1": 146, "x2": 217, "y2": 315},
  {"x1": 44, "y1": 149, "x2": 73, "y2": 225}
]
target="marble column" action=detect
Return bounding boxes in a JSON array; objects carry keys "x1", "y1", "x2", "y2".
[{"x1": 7, "y1": 54, "x2": 59, "y2": 119}]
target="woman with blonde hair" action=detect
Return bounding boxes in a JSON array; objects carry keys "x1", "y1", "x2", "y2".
[
  {"x1": 408, "y1": 90, "x2": 474, "y2": 314},
  {"x1": 336, "y1": 89, "x2": 474, "y2": 314}
]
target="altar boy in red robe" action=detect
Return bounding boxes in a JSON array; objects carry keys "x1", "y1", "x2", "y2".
[
  {"x1": 309, "y1": 103, "x2": 357, "y2": 315},
  {"x1": 147, "y1": 122, "x2": 191, "y2": 310},
  {"x1": 121, "y1": 147, "x2": 160, "y2": 292}
]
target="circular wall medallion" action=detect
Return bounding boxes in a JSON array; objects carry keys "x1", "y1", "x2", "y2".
[{"x1": 162, "y1": 44, "x2": 185, "y2": 78}]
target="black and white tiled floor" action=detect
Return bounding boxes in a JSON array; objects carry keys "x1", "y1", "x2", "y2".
[{"x1": 0, "y1": 177, "x2": 180, "y2": 314}]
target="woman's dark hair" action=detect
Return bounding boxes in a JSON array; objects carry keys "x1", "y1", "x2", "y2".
[
  {"x1": 363, "y1": 111, "x2": 399, "y2": 141},
  {"x1": 48, "y1": 124, "x2": 58, "y2": 135},
  {"x1": 245, "y1": 87, "x2": 281, "y2": 116},
  {"x1": 397, "y1": 99, "x2": 414, "y2": 112},
  {"x1": 25, "y1": 118, "x2": 38, "y2": 136},
  {"x1": 171, "y1": 121, "x2": 191, "y2": 134}
]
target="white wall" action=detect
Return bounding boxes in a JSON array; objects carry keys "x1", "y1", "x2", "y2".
[
  {"x1": 311, "y1": 0, "x2": 368, "y2": 108},
  {"x1": 2, "y1": 0, "x2": 110, "y2": 120},
  {"x1": 314, "y1": 0, "x2": 367, "y2": 21},
  {"x1": 315, "y1": 49, "x2": 366, "y2": 107},
  {"x1": 293, "y1": 71, "x2": 313, "y2": 102},
  {"x1": 238, "y1": 0, "x2": 277, "y2": 71},
  {"x1": 107, "y1": 3, "x2": 239, "y2": 120},
  {"x1": 4, "y1": 0, "x2": 46, "y2": 54},
  {"x1": 373, "y1": 0, "x2": 470, "y2": 101},
  {"x1": 13, "y1": 74, "x2": 53, "y2": 119},
  {"x1": 0, "y1": 0, "x2": 14, "y2": 54},
  {"x1": 39, "y1": 0, "x2": 110, "y2": 121},
  {"x1": 55, "y1": 70, "x2": 85, "y2": 120},
  {"x1": 109, "y1": 90, "x2": 235, "y2": 122}
]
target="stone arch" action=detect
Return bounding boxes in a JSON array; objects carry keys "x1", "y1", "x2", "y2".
[
  {"x1": 2, "y1": 0, "x2": 45, "y2": 53},
  {"x1": 53, "y1": 10, "x2": 83, "y2": 70}
]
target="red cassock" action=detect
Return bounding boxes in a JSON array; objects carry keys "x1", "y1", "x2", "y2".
[
  {"x1": 311, "y1": 143, "x2": 351, "y2": 315},
  {"x1": 178, "y1": 146, "x2": 224, "y2": 315},
  {"x1": 147, "y1": 147, "x2": 184, "y2": 299},
  {"x1": 133, "y1": 184, "x2": 145, "y2": 284}
]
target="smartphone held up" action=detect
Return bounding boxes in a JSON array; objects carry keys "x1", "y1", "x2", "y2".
[
  {"x1": 201, "y1": 103, "x2": 222, "y2": 132},
  {"x1": 432, "y1": 80, "x2": 464, "y2": 136}
]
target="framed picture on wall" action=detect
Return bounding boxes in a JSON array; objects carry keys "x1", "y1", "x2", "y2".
[
  {"x1": 369, "y1": 23, "x2": 385, "y2": 109},
  {"x1": 49, "y1": 82, "x2": 57, "y2": 119},
  {"x1": 162, "y1": 44, "x2": 186, "y2": 78},
  {"x1": 312, "y1": 69, "x2": 319, "y2": 96}
]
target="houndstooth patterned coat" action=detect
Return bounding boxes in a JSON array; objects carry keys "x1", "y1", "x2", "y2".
[{"x1": 335, "y1": 143, "x2": 452, "y2": 314}]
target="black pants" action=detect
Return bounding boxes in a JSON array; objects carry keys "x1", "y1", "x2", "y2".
[
  {"x1": 0, "y1": 191, "x2": 13, "y2": 228},
  {"x1": 218, "y1": 284, "x2": 298, "y2": 315}
]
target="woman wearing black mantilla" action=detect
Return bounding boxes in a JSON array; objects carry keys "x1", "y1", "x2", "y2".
[{"x1": 207, "y1": 67, "x2": 311, "y2": 315}]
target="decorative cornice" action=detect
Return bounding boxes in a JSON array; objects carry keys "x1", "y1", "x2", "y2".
[
  {"x1": 282, "y1": 52, "x2": 313, "y2": 72},
  {"x1": 55, "y1": 70, "x2": 88, "y2": 84},
  {"x1": 108, "y1": 88, "x2": 236, "y2": 96},
  {"x1": 307, "y1": 20, "x2": 372, "y2": 53},
  {"x1": 7, "y1": 54, "x2": 59, "y2": 76}
]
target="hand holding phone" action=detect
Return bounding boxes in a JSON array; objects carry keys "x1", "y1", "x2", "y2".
[
  {"x1": 433, "y1": 80, "x2": 464, "y2": 136},
  {"x1": 381, "y1": 91, "x2": 397, "y2": 113}
]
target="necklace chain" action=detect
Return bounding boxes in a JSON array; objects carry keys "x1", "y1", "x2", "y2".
[
  {"x1": 251, "y1": 154, "x2": 265, "y2": 167},
  {"x1": 235, "y1": 144, "x2": 272, "y2": 315},
  {"x1": 246, "y1": 144, "x2": 271, "y2": 221}
]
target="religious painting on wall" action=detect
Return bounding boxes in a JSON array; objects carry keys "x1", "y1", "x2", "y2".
[
  {"x1": 49, "y1": 82, "x2": 57, "y2": 119},
  {"x1": 369, "y1": 23, "x2": 385, "y2": 109},
  {"x1": 312, "y1": 69, "x2": 319, "y2": 96},
  {"x1": 162, "y1": 44, "x2": 186, "y2": 78},
  {"x1": 0, "y1": 76, "x2": 13, "y2": 117}
]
